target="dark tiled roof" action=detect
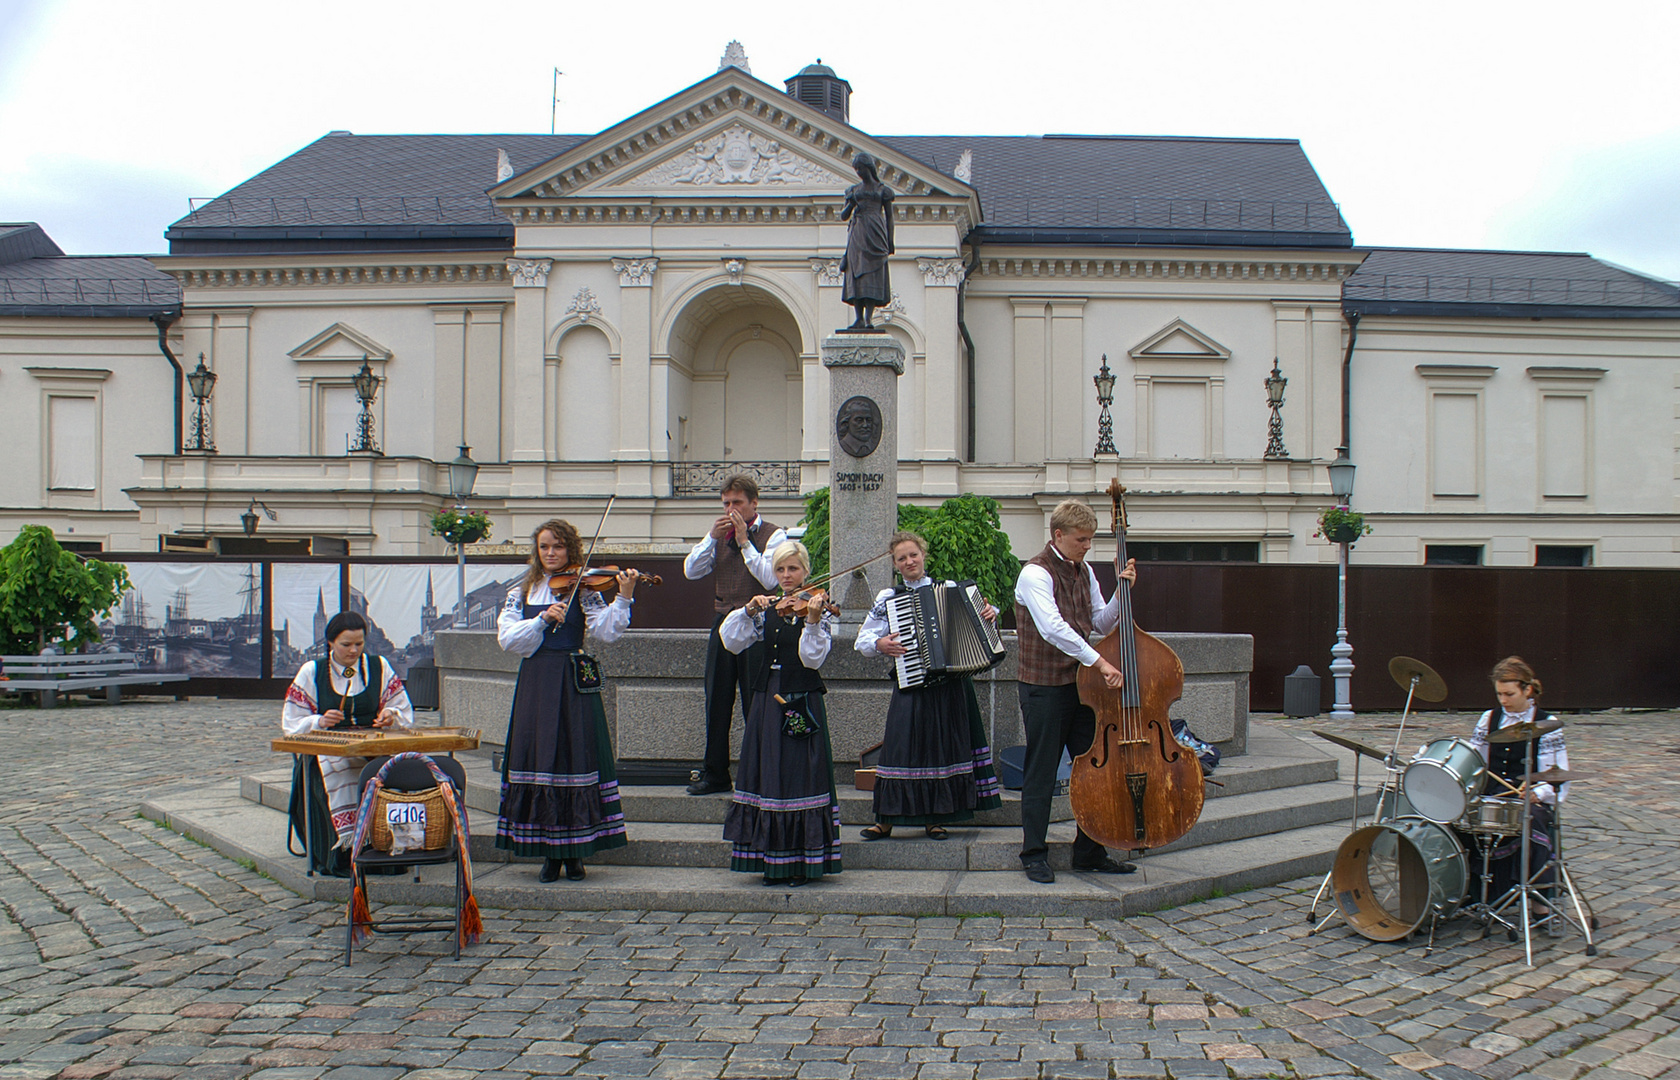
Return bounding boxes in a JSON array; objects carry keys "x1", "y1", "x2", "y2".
[
  {"x1": 0, "y1": 225, "x2": 181, "y2": 318},
  {"x1": 1345, "y1": 247, "x2": 1680, "y2": 319},
  {"x1": 168, "y1": 130, "x2": 1350, "y2": 254},
  {"x1": 881, "y1": 134, "x2": 1349, "y2": 248},
  {"x1": 166, "y1": 133, "x2": 586, "y2": 253}
]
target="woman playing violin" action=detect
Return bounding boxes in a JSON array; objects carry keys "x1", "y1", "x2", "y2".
[
  {"x1": 496, "y1": 519, "x2": 640, "y2": 884},
  {"x1": 718, "y1": 540, "x2": 842, "y2": 887}
]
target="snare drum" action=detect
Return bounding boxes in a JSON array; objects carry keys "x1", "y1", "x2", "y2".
[
  {"x1": 1402, "y1": 737, "x2": 1487, "y2": 823},
  {"x1": 1332, "y1": 817, "x2": 1468, "y2": 941},
  {"x1": 1465, "y1": 795, "x2": 1525, "y2": 836}
]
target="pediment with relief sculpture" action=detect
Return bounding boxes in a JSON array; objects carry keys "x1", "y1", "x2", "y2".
[{"x1": 614, "y1": 121, "x2": 853, "y2": 191}]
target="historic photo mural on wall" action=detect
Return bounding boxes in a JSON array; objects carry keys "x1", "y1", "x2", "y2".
[
  {"x1": 348, "y1": 564, "x2": 522, "y2": 678},
  {"x1": 103, "y1": 562, "x2": 263, "y2": 678}
]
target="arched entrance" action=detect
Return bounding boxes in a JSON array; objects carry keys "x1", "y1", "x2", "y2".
[{"x1": 665, "y1": 284, "x2": 803, "y2": 463}]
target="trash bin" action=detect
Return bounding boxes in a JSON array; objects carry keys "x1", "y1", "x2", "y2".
[
  {"x1": 405, "y1": 659, "x2": 439, "y2": 711},
  {"x1": 1283, "y1": 664, "x2": 1321, "y2": 718}
]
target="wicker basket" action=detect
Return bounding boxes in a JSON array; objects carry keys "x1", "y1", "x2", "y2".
[{"x1": 370, "y1": 786, "x2": 452, "y2": 852}]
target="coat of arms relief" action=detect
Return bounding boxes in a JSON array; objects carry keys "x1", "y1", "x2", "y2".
[{"x1": 622, "y1": 123, "x2": 851, "y2": 189}]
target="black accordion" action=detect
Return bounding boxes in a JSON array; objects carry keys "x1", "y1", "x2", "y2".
[{"x1": 883, "y1": 581, "x2": 1007, "y2": 690}]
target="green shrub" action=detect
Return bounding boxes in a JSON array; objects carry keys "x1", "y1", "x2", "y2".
[{"x1": 0, "y1": 525, "x2": 131, "y2": 654}]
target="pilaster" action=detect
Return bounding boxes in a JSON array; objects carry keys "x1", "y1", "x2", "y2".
[
  {"x1": 612, "y1": 258, "x2": 656, "y2": 493},
  {"x1": 1049, "y1": 299, "x2": 1087, "y2": 461},
  {"x1": 919, "y1": 259, "x2": 963, "y2": 483},
  {"x1": 506, "y1": 258, "x2": 551, "y2": 472},
  {"x1": 210, "y1": 309, "x2": 252, "y2": 455},
  {"x1": 1011, "y1": 300, "x2": 1047, "y2": 464}
]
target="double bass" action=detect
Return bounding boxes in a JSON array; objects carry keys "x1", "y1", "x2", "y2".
[{"x1": 1070, "y1": 479, "x2": 1206, "y2": 852}]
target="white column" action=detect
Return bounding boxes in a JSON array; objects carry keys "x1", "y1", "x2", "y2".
[{"x1": 506, "y1": 258, "x2": 552, "y2": 464}]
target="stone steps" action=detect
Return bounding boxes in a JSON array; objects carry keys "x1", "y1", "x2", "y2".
[{"x1": 146, "y1": 720, "x2": 1375, "y2": 919}]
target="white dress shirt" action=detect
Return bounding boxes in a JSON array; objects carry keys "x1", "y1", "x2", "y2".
[
  {"x1": 1469, "y1": 705, "x2": 1571, "y2": 804},
  {"x1": 1013, "y1": 547, "x2": 1124, "y2": 668},
  {"x1": 281, "y1": 657, "x2": 415, "y2": 735},
  {"x1": 682, "y1": 515, "x2": 785, "y2": 589}
]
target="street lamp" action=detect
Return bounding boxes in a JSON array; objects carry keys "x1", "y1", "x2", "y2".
[
  {"x1": 448, "y1": 445, "x2": 479, "y2": 629},
  {"x1": 1328, "y1": 448, "x2": 1356, "y2": 720},
  {"x1": 185, "y1": 353, "x2": 217, "y2": 453},
  {"x1": 1264, "y1": 358, "x2": 1288, "y2": 459},
  {"x1": 349, "y1": 357, "x2": 381, "y2": 454},
  {"x1": 1093, "y1": 355, "x2": 1117, "y2": 456},
  {"x1": 241, "y1": 499, "x2": 277, "y2": 537}
]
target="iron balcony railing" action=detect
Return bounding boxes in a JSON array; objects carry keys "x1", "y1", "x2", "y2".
[{"x1": 670, "y1": 461, "x2": 802, "y2": 497}]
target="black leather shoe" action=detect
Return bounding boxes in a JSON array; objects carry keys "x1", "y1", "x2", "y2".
[
  {"x1": 1072, "y1": 856, "x2": 1137, "y2": 875},
  {"x1": 686, "y1": 777, "x2": 732, "y2": 796},
  {"x1": 1023, "y1": 861, "x2": 1056, "y2": 884},
  {"x1": 564, "y1": 859, "x2": 586, "y2": 881},
  {"x1": 538, "y1": 858, "x2": 562, "y2": 883}
]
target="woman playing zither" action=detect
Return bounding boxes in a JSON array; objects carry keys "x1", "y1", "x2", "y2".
[
  {"x1": 281, "y1": 610, "x2": 415, "y2": 855},
  {"x1": 496, "y1": 519, "x2": 641, "y2": 884},
  {"x1": 854, "y1": 531, "x2": 1003, "y2": 841},
  {"x1": 719, "y1": 540, "x2": 842, "y2": 886}
]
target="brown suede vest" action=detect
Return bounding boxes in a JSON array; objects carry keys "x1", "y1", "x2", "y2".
[
  {"x1": 712, "y1": 516, "x2": 779, "y2": 613},
  {"x1": 1013, "y1": 543, "x2": 1095, "y2": 686}
]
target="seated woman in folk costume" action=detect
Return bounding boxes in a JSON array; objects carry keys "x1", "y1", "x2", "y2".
[{"x1": 281, "y1": 610, "x2": 415, "y2": 851}]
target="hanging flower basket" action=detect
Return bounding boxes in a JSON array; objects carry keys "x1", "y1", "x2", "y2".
[
  {"x1": 1314, "y1": 505, "x2": 1370, "y2": 545},
  {"x1": 431, "y1": 509, "x2": 492, "y2": 546}
]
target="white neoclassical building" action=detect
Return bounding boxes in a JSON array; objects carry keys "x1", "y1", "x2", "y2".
[{"x1": 3, "y1": 50, "x2": 1678, "y2": 566}]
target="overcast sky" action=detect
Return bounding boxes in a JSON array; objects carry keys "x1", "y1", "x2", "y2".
[{"x1": 4, "y1": 0, "x2": 1677, "y2": 281}]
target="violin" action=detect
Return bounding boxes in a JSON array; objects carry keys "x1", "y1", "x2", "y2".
[
  {"x1": 771, "y1": 587, "x2": 839, "y2": 619},
  {"x1": 547, "y1": 564, "x2": 663, "y2": 594}
]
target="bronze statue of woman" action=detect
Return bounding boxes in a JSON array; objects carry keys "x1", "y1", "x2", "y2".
[{"x1": 839, "y1": 153, "x2": 895, "y2": 331}]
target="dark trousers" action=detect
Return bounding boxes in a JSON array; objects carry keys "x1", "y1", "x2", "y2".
[
  {"x1": 701, "y1": 610, "x2": 759, "y2": 783},
  {"x1": 1018, "y1": 682, "x2": 1107, "y2": 866}
]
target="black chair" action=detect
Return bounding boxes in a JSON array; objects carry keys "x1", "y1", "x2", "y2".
[{"x1": 345, "y1": 754, "x2": 469, "y2": 966}]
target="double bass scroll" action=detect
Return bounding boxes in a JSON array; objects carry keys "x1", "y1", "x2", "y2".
[{"x1": 1069, "y1": 479, "x2": 1206, "y2": 852}]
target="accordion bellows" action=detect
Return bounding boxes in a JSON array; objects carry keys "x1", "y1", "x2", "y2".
[{"x1": 885, "y1": 582, "x2": 1007, "y2": 690}]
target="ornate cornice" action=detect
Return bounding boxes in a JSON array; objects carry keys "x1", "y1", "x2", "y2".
[
  {"x1": 506, "y1": 257, "x2": 553, "y2": 287},
  {"x1": 165, "y1": 261, "x2": 510, "y2": 289},
  {"x1": 504, "y1": 200, "x2": 972, "y2": 233},
  {"x1": 613, "y1": 258, "x2": 658, "y2": 287},
  {"x1": 975, "y1": 257, "x2": 1356, "y2": 282},
  {"x1": 918, "y1": 257, "x2": 966, "y2": 287}
]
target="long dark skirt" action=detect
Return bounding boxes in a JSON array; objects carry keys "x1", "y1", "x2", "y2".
[
  {"x1": 496, "y1": 649, "x2": 628, "y2": 859},
  {"x1": 873, "y1": 678, "x2": 1003, "y2": 826},
  {"x1": 1486, "y1": 801, "x2": 1556, "y2": 898},
  {"x1": 724, "y1": 670, "x2": 842, "y2": 881}
]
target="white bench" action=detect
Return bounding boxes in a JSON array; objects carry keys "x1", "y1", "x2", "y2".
[{"x1": 0, "y1": 653, "x2": 190, "y2": 708}]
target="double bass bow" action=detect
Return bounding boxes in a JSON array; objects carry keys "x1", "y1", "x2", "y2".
[{"x1": 1069, "y1": 479, "x2": 1206, "y2": 853}]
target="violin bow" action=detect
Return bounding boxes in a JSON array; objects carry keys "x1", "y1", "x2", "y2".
[
  {"x1": 559, "y1": 495, "x2": 617, "y2": 621},
  {"x1": 800, "y1": 549, "x2": 893, "y2": 596}
]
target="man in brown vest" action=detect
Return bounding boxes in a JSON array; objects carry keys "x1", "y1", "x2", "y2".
[
  {"x1": 682, "y1": 474, "x2": 786, "y2": 795},
  {"x1": 1013, "y1": 498, "x2": 1138, "y2": 883}
]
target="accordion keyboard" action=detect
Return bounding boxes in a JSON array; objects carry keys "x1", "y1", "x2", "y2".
[{"x1": 884, "y1": 591, "x2": 930, "y2": 689}]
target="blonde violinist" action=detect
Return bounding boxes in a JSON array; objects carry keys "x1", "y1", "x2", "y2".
[
  {"x1": 496, "y1": 519, "x2": 640, "y2": 884},
  {"x1": 281, "y1": 611, "x2": 414, "y2": 865},
  {"x1": 719, "y1": 540, "x2": 842, "y2": 887}
]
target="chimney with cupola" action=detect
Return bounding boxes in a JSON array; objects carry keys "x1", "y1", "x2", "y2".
[{"x1": 784, "y1": 60, "x2": 851, "y2": 125}]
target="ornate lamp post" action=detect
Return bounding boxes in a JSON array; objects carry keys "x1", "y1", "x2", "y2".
[
  {"x1": 240, "y1": 499, "x2": 277, "y2": 537},
  {"x1": 185, "y1": 354, "x2": 217, "y2": 453},
  {"x1": 1327, "y1": 449, "x2": 1357, "y2": 720},
  {"x1": 1264, "y1": 358, "x2": 1288, "y2": 459},
  {"x1": 1093, "y1": 355, "x2": 1117, "y2": 456},
  {"x1": 349, "y1": 357, "x2": 381, "y2": 454},
  {"x1": 447, "y1": 445, "x2": 480, "y2": 629}
]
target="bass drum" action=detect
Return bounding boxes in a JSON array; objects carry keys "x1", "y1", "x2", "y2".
[
  {"x1": 1403, "y1": 737, "x2": 1487, "y2": 823},
  {"x1": 1332, "y1": 817, "x2": 1468, "y2": 942}
]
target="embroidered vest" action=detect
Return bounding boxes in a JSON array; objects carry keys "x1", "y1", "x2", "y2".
[
  {"x1": 712, "y1": 516, "x2": 779, "y2": 613},
  {"x1": 1486, "y1": 708, "x2": 1554, "y2": 784},
  {"x1": 313, "y1": 655, "x2": 386, "y2": 726},
  {"x1": 1013, "y1": 543, "x2": 1095, "y2": 687},
  {"x1": 750, "y1": 610, "x2": 826, "y2": 695},
  {"x1": 525, "y1": 591, "x2": 585, "y2": 652}
]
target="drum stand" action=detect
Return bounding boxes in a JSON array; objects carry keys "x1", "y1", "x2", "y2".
[{"x1": 1464, "y1": 738, "x2": 1598, "y2": 965}]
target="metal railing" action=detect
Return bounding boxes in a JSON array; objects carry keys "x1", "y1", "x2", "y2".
[
  {"x1": 177, "y1": 196, "x2": 510, "y2": 228},
  {"x1": 670, "y1": 461, "x2": 802, "y2": 497},
  {"x1": 981, "y1": 197, "x2": 1348, "y2": 233},
  {"x1": 1344, "y1": 273, "x2": 1680, "y2": 308}
]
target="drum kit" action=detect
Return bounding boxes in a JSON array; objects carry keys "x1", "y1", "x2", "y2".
[{"x1": 1306, "y1": 657, "x2": 1598, "y2": 965}]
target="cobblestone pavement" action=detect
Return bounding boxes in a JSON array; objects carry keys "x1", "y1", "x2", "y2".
[{"x1": 0, "y1": 698, "x2": 1675, "y2": 1080}]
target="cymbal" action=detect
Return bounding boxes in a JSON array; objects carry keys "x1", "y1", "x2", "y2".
[
  {"x1": 1311, "y1": 729, "x2": 1388, "y2": 763},
  {"x1": 1523, "y1": 767, "x2": 1588, "y2": 784},
  {"x1": 1388, "y1": 656, "x2": 1448, "y2": 703},
  {"x1": 1487, "y1": 716, "x2": 1564, "y2": 743}
]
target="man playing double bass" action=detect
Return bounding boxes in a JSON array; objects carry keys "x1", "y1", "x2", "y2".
[
  {"x1": 1013, "y1": 498, "x2": 1138, "y2": 884},
  {"x1": 682, "y1": 474, "x2": 787, "y2": 795}
]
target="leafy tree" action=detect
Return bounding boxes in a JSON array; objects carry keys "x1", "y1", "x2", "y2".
[
  {"x1": 0, "y1": 525, "x2": 131, "y2": 654},
  {"x1": 797, "y1": 489, "x2": 1021, "y2": 610}
]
